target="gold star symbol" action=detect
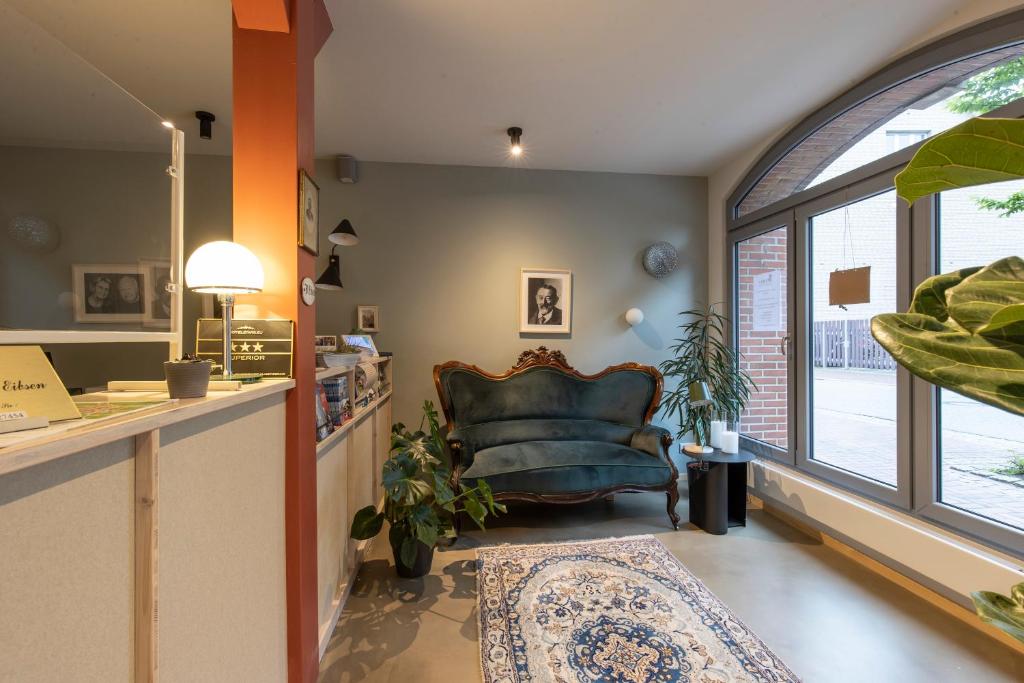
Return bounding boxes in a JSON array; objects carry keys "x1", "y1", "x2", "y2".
[
  {"x1": 230, "y1": 343, "x2": 238, "y2": 352},
  {"x1": 240, "y1": 342, "x2": 251, "y2": 352},
  {"x1": 252, "y1": 342, "x2": 264, "y2": 352}
]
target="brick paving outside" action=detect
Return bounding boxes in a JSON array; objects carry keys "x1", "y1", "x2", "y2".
[{"x1": 812, "y1": 369, "x2": 1024, "y2": 531}]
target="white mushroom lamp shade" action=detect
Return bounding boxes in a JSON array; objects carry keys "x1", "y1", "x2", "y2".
[{"x1": 184, "y1": 240, "x2": 264, "y2": 294}]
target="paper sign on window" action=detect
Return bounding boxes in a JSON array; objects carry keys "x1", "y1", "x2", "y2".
[
  {"x1": 829, "y1": 266, "x2": 871, "y2": 307},
  {"x1": 753, "y1": 270, "x2": 783, "y2": 331}
]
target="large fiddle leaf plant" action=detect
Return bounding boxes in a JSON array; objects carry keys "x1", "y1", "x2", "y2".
[
  {"x1": 870, "y1": 116, "x2": 1024, "y2": 642},
  {"x1": 349, "y1": 400, "x2": 504, "y2": 569}
]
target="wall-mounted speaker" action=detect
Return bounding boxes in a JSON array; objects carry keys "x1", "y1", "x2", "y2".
[{"x1": 336, "y1": 155, "x2": 358, "y2": 184}]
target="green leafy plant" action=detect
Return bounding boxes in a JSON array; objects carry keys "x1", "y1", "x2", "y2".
[
  {"x1": 349, "y1": 400, "x2": 504, "y2": 570},
  {"x1": 872, "y1": 114, "x2": 1024, "y2": 642},
  {"x1": 992, "y1": 454, "x2": 1024, "y2": 476},
  {"x1": 660, "y1": 304, "x2": 756, "y2": 442}
]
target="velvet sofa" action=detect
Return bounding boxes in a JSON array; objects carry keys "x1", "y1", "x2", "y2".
[{"x1": 433, "y1": 347, "x2": 680, "y2": 528}]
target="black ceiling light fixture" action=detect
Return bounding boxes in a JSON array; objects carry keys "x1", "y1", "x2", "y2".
[
  {"x1": 195, "y1": 110, "x2": 216, "y2": 140},
  {"x1": 315, "y1": 246, "x2": 344, "y2": 290},
  {"x1": 507, "y1": 126, "x2": 523, "y2": 157},
  {"x1": 328, "y1": 218, "x2": 359, "y2": 246}
]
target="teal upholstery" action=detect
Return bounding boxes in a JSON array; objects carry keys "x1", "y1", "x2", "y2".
[
  {"x1": 462, "y1": 441, "x2": 673, "y2": 495},
  {"x1": 435, "y1": 354, "x2": 680, "y2": 528}
]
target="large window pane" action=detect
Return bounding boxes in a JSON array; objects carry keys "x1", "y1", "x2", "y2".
[
  {"x1": 937, "y1": 181, "x2": 1024, "y2": 531},
  {"x1": 736, "y1": 228, "x2": 788, "y2": 449},
  {"x1": 809, "y1": 191, "x2": 898, "y2": 486}
]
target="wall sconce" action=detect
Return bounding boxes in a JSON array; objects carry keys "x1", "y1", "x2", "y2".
[
  {"x1": 315, "y1": 246, "x2": 344, "y2": 290},
  {"x1": 507, "y1": 126, "x2": 523, "y2": 157},
  {"x1": 625, "y1": 308, "x2": 644, "y2": 326},
  {"x1": 328, "y1": 218, "x2": 359, "y2": 246}
]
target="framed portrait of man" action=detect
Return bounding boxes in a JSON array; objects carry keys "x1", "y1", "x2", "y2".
[
  {"x1": 298, "y1": 169, "x2": 319, "y2": 256},
  {"x1": 72, "y1": 264, "x2": 147, "y2": 323},
  {"x1": 520, "y1": 268, "x2": 572, "y2": 334}
]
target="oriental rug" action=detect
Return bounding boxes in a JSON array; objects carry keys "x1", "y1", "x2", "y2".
[{"x1": 476, "y1": 535, "x2": 799, "y2": 683}]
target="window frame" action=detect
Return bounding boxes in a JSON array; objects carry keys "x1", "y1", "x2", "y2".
[
  {"x1": 727, "y1": 92, "x2": 1024, "y2": 557},
  {"x1": 793, "y1": 172, "x2": 912, "y2": 509},
  {"x1": 727, "y1": 211, "x2": 796, "y2": 466}
]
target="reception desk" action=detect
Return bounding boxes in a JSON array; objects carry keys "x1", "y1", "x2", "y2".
[{"x1": 0, "y1": 380, "x2": 293, "y2": 682}]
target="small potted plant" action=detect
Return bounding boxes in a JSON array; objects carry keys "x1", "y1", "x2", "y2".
[
  {"x1": 163, "y1": 353, "x2": 213, "y2": 398},
  {"x1": 350, "y1": 400, "x2": 504, "y2": 577}
]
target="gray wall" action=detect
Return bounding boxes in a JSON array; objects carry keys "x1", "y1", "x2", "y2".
[
  {"x1": 313, "y1": 161, "x2": 707, "y2": 430},
  {"x1": 0, "y1": 146, "x2": 231, "y2": 389}
]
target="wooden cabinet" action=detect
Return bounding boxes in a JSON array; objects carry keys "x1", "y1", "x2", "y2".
[{"x1": 314, "y1": 357, "x2": 393, "y2": 658}]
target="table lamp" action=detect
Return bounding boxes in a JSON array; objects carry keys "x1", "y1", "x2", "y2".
[
  {"x1": 683, "y1": 380, "x2": 715, "y2": 456},
  {"x1": 184, "y1": 240, "x2": 264, "y2": 378}
]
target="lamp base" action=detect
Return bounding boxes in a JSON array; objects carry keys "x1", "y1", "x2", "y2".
[{"x1": 683, "y1": 443, "x2": 714, "y2": 456}]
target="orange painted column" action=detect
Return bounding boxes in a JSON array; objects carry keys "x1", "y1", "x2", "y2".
[{"x1": 232, "y1": 1, "x2": 325, "y2": 681}]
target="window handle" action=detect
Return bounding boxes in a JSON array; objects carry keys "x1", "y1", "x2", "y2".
[{"x1": 779, "y1": 335, "x2": 790, "y2": 358}]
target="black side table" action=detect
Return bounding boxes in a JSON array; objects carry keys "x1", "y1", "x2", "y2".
[{"x1": 684, "y1": 448, "x2": 755, "y2": 535}]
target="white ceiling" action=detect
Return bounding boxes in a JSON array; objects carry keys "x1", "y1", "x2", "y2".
[
  {"x1": 315, "y1": 0, "x2": 1005, "y2": 175},
  {"x1": 3, "y1": 1, "x2": 1018, "y2": 175}
]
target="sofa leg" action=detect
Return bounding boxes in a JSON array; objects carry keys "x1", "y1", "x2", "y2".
[{"x1": 666, "y1": 486, "x2": 680, "y2": 530}]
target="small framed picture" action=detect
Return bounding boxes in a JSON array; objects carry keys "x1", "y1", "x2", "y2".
[
  {"x1": 357, "y1": 305, "x2": 380, "y2": 332},
  {"x1": 343, "y1": 334, "x2": 378, "y2": 357},
  {"x1": 140, "y1": 259, "x2": 172, "y2": 328},
  {"x1": 298, "y1": 169, "x2": 320, "y2": 256},
  {"x1": 520, "y1": 268, "x2": 572, "y2": 334},
  {"x1": 72, "y1": 264, "x2": 147, "y2": 323},
  {"x1": 314, "y1": 334, "x2": 338, "y2": 352}
]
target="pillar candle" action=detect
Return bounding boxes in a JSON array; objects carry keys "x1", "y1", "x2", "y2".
[
  {"x1": 709, "y1": 420, "x2": 726, "y2": 449},
  {"x1": 721, "y1": 430, "x2": 739, "y2": 454}
]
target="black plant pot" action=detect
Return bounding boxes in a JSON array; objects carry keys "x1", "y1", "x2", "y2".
[{"x1": 391, "y1": 540, "x2": 434, "y2": 578}]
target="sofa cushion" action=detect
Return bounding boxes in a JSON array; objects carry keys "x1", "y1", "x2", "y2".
[
  {"x1": 452, "y1": 419, "x2": 636, "y2": 456},
  {"x1": 437, "y1": 366, "x2": 656, "y2": 427},
  {"x1": 461, "y1": 440, "x2": 672, "y2": 495}
]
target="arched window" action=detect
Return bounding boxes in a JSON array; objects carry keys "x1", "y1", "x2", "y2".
[{"x1": 726, "y1": 8, "x2": 1024, "y2": 555}]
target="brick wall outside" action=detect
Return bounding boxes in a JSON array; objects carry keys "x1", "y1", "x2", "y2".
[{"x1": 736, "y1": 228, "x2": 788, "y2": 448}]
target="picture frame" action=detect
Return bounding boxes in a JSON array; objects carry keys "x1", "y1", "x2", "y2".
[
  {"x1": 357, "y1": 305, "x2": 380, "y2": 332},
  {"x1": 72, "y1": 264, "x2": 148, "y2": 323},
  {"x1": 519, "y1": 268, "x2": 572, "y2": 334},
  {"x1": 314, "y1": 334, "x2": 338, "y2": 352},
  {"x1": 140, "y1": 259, "x2": 172, "y2": 328},
  {"x1": 343, "y1": 334, "x2": 378, "y2": 357},
  {"x1": 298, "y1": 169, "x2": 320, "y2": 256}
]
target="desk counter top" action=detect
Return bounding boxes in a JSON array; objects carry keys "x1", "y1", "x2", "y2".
[{"x1": 0, "y1": 378, "x2": 295, "y2": 477}]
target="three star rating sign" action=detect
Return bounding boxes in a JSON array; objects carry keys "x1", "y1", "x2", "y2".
[{"x1": 230, "y1": 342, "x2": 264, "y2": 353}]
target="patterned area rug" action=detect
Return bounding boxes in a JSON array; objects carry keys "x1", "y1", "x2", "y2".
[{"x1": 477, "y1": 535, "x2": 799, "y2": 683}]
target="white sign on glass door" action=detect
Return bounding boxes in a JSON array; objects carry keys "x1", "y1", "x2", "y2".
[{"x1": 752, "y1": 270, "x2": 783, "y2": 332}]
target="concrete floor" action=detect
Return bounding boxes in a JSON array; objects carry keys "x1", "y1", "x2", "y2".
[{"x1": 318, "y1": 488, "x2": 1024, "y2": 683}]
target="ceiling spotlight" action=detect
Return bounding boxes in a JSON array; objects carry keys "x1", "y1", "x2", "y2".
[
  {"x1": 507, "y1": 126, "x2": 523, "y2": 157},
  {"x1": 195, "y1": 111, "x2": 216, "y2": 140},
  {"x1": 161, "y1": 121, "x2": 175, "y2": 129}
]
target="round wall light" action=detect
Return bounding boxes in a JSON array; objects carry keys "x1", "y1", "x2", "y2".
[{"x1": 625, "y1": 308, "x2": 644, "y2": 326}]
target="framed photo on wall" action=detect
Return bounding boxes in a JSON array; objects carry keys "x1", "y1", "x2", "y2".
[
  {"x1": 140, "y1": 259, "x2": 171, "y2": 328},
  {"x1": 72, "y1": 264, "x2": 147, "y2": 323},
  {"x1": 520, "y1": 268, "x2": 572, "y2": 334},
  {"x1": 357, "y1": 305, "x2": 379, "y2": 332},
  {"x1": 298, "y1": 169, "x2": 320, "y2": 256}
]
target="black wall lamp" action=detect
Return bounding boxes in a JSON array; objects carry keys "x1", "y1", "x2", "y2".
[{"x1": 315, "y1": 219, "x2": 360, "y2": 290}]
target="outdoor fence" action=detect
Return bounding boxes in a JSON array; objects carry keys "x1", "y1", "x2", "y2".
[{"x1": 812, "y1": 319, "x2": 896, "y2": 370}]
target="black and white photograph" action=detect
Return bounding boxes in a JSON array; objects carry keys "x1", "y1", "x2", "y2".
[
  {"x1": 520, "y1": 268, "x2": 572, "y2": 334},
  {"x1": 357, "y1": 305, "x2": 379, "y2": 332},
  {"x1": 72, "y1": 264, "x2": 147, "y2": 323},
  {"x1": 298, "y1": 169, "x2": 320, "y2": 255},
  {"x1": 141, "y1": 259, "x2": 172, "y2": 328}
]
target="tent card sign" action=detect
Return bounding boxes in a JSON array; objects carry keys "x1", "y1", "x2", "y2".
[{"x1": 0, "y1": 346, "x2": 81, "y2": 422}]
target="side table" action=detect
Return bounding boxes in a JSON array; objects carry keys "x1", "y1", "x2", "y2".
[{"x1": 684, "y1": 448, "x2": 755, "y2": 535}]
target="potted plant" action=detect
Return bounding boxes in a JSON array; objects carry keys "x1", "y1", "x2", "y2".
[
  {"x1": 349, "y1": 400, "x2": 504, "y2": 577},
  {"x1": 659, "y1": 304, "x2": 756, "y2": 448},
  {"x1": 163, "y1": 353, "x2": 213, "y2": 398},
  {"x1": 868, "y1": 115, "x2": 1024, "y2": 643}
]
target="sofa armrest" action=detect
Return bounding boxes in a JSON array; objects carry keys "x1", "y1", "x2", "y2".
[
  {"x1": 445, "y1": 427, "x2": 474, "y2": 473},
  {"x1": 630, "y1": 425, "x2": 674, "y2": 463}
]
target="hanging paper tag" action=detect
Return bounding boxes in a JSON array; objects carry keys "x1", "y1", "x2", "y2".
[{"x1": 829, "y1": 266, "x2": 871, "y2": 306}]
